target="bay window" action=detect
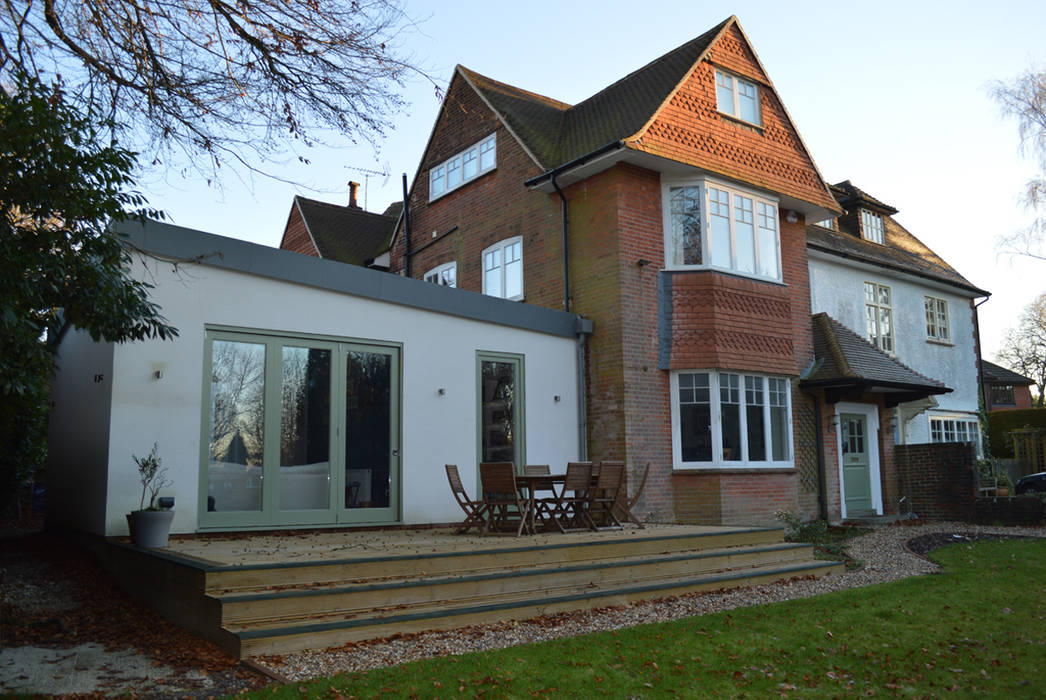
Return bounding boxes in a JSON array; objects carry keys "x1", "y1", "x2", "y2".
[
  {"x1": 664, "y1": 178, "x2": 781, "y2": 281},
  {"x1": 929, "y1": 415, "x2": 982, "y2": 457},
  {"x1": 671, "y1": 371, "x2": 792, "y2": 468}
]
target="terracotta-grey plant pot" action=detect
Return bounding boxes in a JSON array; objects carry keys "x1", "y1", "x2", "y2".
[{"x1": 126, "y1": 510, "x2": 175, "y2": 548}]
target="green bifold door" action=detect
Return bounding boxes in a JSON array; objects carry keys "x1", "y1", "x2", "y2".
[{"x1": 200, "y1": 330, "x2": 400, "y2": 529}]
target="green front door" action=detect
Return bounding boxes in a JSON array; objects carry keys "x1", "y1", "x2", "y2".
[{"x1": 840, "y1": 413, "x2": 874, "y2": 516}]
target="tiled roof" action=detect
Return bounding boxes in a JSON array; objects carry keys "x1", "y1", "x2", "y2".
[
  {"x1": 460, "y1": 17, "x2": 730, "y2": 170},
  {"x1": 807, "y1": 185, "x2": 988, "y2": 296},
  {"x1": 805, "y1": 313, "x2": 949, "y2": 393},
  {"x1": 980, "y1": 359, "x2": 1035, "y2": 386},
  {"x1": 831, "y1": 180, "x2": 898, "y2": 215},
  {"x1": 295, "y1": 196, "x2": 396, "y2": 266}
]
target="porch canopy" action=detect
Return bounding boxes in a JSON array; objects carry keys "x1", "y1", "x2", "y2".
[{"x1": 801, "y1": 313, "x2": 951, "y2": 407}]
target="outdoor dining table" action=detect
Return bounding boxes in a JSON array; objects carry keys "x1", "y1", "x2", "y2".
[{"x1": 515, "y1": 473, "x2": 565, "y2": 531}]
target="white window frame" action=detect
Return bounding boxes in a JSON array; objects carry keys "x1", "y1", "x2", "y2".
[
  {"x1": 860, "y1": 210, "x2": 885, "y2": 244},
  {"x1": 670, "y1": 370, "x2": 793, "y2": 469},
  {"x1": 661, "y1": 177, "x2": 782, "y2": 282},
  {"x1": 924, "y1": 296, "x2": 950, "y2": 343},
  {"x1": 423, "y1": 261, "x2": 457, "y2": 287},
  {"x1": 481, "y1": 236, "x2": 523, "y2": 301},
  {"x1": 714, "y1": 69, "x2": 761, "y2": 126},
  {"x1": 429, "y1": 133, "x2": 496, "y2": 202},
  {"x1": 814, "y1": 217, "x2": 835, "y2": 230},
  {"x1": 929, "y1": 414, "x2": 982, "y2": 458},
  {"x1": 864, "y1": 281, "x2": 894, "y2": 354}
]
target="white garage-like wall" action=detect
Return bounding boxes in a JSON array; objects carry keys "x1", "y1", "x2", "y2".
[{"x1": 48, "y1": 221, "x2": 589, "y2": 537}]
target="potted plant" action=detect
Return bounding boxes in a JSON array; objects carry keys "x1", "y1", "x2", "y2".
[
  {"x1": 996, "y1": 470, "x2": 1013, "y2": 499},
  {"x1": 126, "y1": 443, "x2": 175, "y2": 548}
]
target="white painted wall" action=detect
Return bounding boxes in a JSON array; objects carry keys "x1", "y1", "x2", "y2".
[
  {"x1": 51, "y1": 256, "x2": 581, "y2": 536},
  {"x1": 47, "y1": 331, "x2": 115, "y2": 533},
  {"x1": 809, "y1": 254, "x2": 980, "y2": 444}
]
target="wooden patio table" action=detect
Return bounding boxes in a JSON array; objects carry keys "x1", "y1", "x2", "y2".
[{"x1": 516, "y1": 474, "x2": 565, "y2": 532}]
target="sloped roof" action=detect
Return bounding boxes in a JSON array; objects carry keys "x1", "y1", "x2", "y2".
[
  {"x1": 805, "y1": 313, "x2": 950, "y2": 396},
  {"x1": 980, "y1": 359, "x2": 1035, "y2": 386},
  {"x1": 460, "y1": 18, "x2": 731, "y2": 170},
  {"x1": 807, "y1": 183, "x2": 988, "y2": 296},
  {"x1": 294, "y1": 196, "x2": 396, "y2": 266},
  {"x1": 831, "y1": 180, "x2": 898, "y2": 215}
]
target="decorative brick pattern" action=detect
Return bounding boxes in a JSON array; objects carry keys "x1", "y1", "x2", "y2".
[{"x1": 633, "y1": 24, "x2": 836, "y2": 212}]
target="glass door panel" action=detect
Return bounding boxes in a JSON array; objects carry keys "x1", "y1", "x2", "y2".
[
  {"x1": 478, "y1": 354, "x2": 524, "y2": 470},
  {"x1": 206, "y1": 339, "x2": 266, "y2": 514},
  {"x1": 279, "y1": 346, "x2": 332, "y2": 511},
  {"x1": 340, "y1": 346, "x2": 399, "y2": 522}
]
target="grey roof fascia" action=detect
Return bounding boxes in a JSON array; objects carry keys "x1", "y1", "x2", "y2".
[{"x1": 115, "y1": 219, "x2": 588, "y2": 340}]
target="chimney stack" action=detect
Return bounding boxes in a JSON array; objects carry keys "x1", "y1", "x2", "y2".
[{"x1": 348, "y1": 181, "x2": 360, "y2": 209}]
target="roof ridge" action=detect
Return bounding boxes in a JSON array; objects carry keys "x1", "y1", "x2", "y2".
[
  {"x1": 567, "y1": 16, "x2": 733, "y2": 114},
  {"x1": 456, "y1": 65, "x2": 573, "y2": 111}
]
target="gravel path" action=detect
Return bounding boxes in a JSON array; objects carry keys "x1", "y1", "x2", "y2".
[{"x1": 257, "y1": 521, "x2": 1046, "y2": 682}]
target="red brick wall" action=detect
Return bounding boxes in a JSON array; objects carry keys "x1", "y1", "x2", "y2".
[
  {"x1": 633, "y1": 24, "x2": 836, "y2": 212},
  {"x1": 895, "y1": 442, "x2": 977, "y2": 521},
  {"x1": 279, "y1": 204, "x2": 318, "y2": 256},
  {"x1": 389, "y1": 73, "x2": 563, "y2": 310}
]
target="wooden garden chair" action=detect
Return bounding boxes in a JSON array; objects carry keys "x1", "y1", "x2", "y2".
[
  {"x1": 445, "y1": 464, "x2": 487, "y2": 534},
  {"x1": 479, "y1": 462, "x2": 533, "y2": 536},
  {"x1": 612, "y1": 462, "x2": 650, "y2": 528},
  {"x1": 590, "y1": 461, "x2": 625, "y2": 529},
  {"x1": 548, "y1": 461, "x2": 596, "y2": 532}
]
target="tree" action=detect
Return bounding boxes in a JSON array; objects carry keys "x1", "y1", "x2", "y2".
[
  {"x1": 990, "y1": 68, "x2": 1046, "y2": 260},
  {"x1": 0, "y1": 0, "x2": 429, "y2": 179},
  {"x1": 0, "y1": 74, "x2": 178, "y2": 513},
  {"x1": 997, "y1": 292, "x2": 1046, "y2": 408}
]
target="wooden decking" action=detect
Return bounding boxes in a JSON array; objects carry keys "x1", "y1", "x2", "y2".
[{"x1": 102, "y1": 525, "x2": 843, "y2": 659}]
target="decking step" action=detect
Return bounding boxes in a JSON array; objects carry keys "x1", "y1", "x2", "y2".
[
  {"x1": 215, "y1": 543, "x2": 815, "y2": 626},
  {"x1": 204, "y1": 527, "x2": 787, "y2": 594},
  {"x1": 231, "y1": 558, "x2": 845, "y2": 657}
]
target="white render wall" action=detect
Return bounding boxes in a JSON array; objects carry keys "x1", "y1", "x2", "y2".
[
  {"x1": 50, "y1": 252, "x2": 581, "y2": 537},
  {"x1": 808, "y1": 254, "x2": 980, "y2": 444}
]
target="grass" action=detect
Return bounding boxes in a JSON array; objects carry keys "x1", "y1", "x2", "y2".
[{"x1": 242, "y1": 539, "x2": 1046, "y2": 698}]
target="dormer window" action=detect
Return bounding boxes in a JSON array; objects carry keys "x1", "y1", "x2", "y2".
[
  {"x1": 429, "y1": 133, "x2": 496, "y2": 201},
  {"x1": 715, "y1": 69, "x2": 760, "y2": 126},
  {"x1": 860, "y1": 210, "x2": 884, "y2": 244},
  {"x1": 814, "y1": 217, "x2": 835, "y2": 230}
]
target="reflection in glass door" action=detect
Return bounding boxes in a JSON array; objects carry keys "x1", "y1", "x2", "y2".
[
  {"x1": 201, "y1": 330, "x2": 400, "y2": 529},
  {"x1": 478, "y1": 353, "x2": 525, "y2": 470},
  {"x1": 342, "y1": 346, "x2": 399, "y2": 521}
]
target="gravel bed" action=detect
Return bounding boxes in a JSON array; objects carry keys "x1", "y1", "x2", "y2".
[{"x1": 258, "y1": 521, "x2": 1046, "y2": 682}]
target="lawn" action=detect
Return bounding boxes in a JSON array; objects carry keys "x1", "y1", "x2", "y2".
[{"x1": 244, "y1": 539, "x2": 1046, "y2": 698}]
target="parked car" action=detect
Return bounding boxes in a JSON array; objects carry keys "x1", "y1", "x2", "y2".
[{"x1": 1015, "y1": 472, "x2": 1046, "y2": 495}]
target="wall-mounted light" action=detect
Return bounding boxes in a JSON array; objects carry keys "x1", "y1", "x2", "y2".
[
  {"x1": 153, "y1": 370, "x2": 164, "y2": 380},
  {"x1": 554, "y1": 395, "x2": 561, "y2": 403},
  {"x1": 786, "y1": 210, "x2": 799, "y2": 224},
  {"x1": 438, "y1": 387, "x2": 446, "y2": 396},
  {"x1": 636, "y1": 258, "x2": 652, "y2": 267},
  {"x1": 828, "y1": 415, "x2": 839, "y2": 434},
  {"x1": 156, "y1": 496, "x2": 175, "y2": 510}
]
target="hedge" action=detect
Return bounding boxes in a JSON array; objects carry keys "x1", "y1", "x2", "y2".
[{"x1": 988, "y1": 408, "x2": 1046, "y2": 457}]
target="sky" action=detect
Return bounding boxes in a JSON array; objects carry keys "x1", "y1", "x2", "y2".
[{"x1": 142, "y1": 0, "x2": 1046, "y2": 361}]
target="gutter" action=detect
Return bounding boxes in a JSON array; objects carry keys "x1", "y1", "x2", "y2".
[
  {"x1": 973, "y1": 294, "x2": 992, "y2": 451},
  {"x1": 523, "y1": 140, "x2": 627, "y2": 189},
  {"x1": 401, "y1": 173, "x2": 413, "y2": 277},
  {"x1": 575, "y1": 317, "x2": 593, "y2": 460}
]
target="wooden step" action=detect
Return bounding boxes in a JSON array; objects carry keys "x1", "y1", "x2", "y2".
[
  {"x1": 216, "y1": 542, "x2": 815, "y2": 627},
  {"x1": 232, "y1": 558, "x2": 845, "y2": 657},
  {"x1": 204, "y1": 527, "x2": 786, "y2": 594}
]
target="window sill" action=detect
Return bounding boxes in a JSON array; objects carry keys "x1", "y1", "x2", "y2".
[
  {"x1": 661, "y1": 266, "x2": 786, "y2": 287},
  {"x1": 926, "y1": 338, "x2": 953, "y2": 347},
  {"x1": 428, "y1": 166, "x2": 497, "y2": 203},
  {"x1": 672, "y1": 466, "x2": 796, "y2": 475},
  {"x1": 718, "y1": 112, "x2": 763, "y2": 133}
]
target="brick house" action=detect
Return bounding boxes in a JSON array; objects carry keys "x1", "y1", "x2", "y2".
[
  {"x1": 374, "y1": 15, "x2": 983, "y2": 525},
  {"x1": 980, "y1": 359, "x2": 1035, "y2": 412}
]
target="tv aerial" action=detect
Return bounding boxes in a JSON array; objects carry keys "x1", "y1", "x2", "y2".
[{"x1": 343, "y1": 163, "x2": 391, "y2": 210}]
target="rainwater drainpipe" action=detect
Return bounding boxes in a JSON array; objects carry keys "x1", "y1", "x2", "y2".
[
  {"x1": 551, "y1": 174, "x2": 570, "y2": 313},
  {"x1": 974, "y1": 294, "x2": 992, "y2": 448},
  {"x1": 401, "y1": 173, "x2": 413, "y2": 278}
]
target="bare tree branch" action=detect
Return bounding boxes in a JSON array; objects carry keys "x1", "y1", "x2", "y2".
[
  {"x1": 997, "y1": 292, "x2": 1046, "y2": 407},
  {"x1": 1, "y1": 0, "x2": 436, "y2": 183}
]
